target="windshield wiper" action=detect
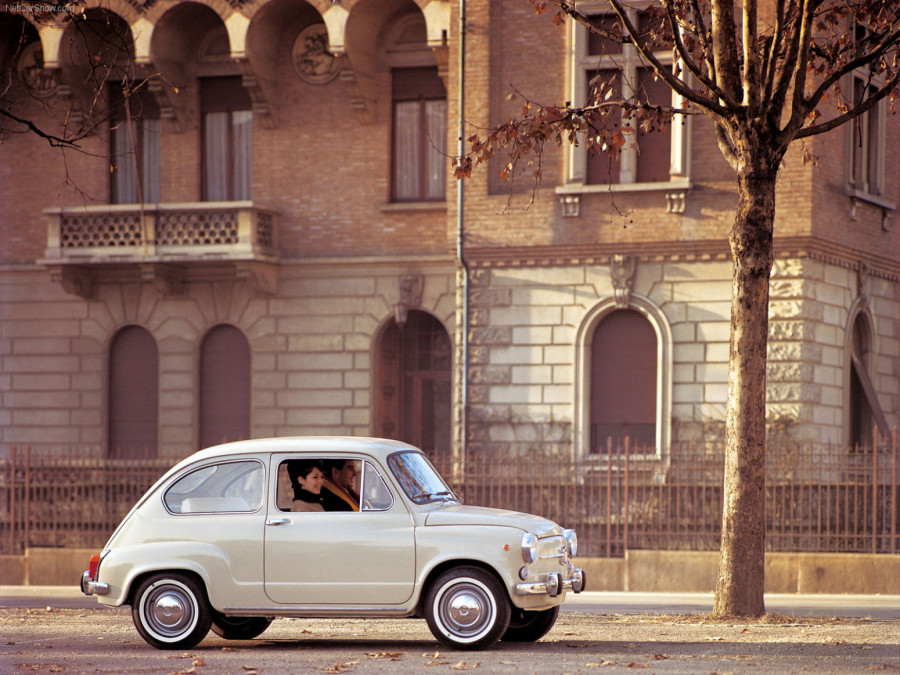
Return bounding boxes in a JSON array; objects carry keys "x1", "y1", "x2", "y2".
[{"x1": 413, "y1": 490, "x2": 458, "y2": 504}]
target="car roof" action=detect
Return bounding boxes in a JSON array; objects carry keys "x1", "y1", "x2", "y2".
[{"x1": 184, "y1": 436, "x2": 421, "y2": 465}]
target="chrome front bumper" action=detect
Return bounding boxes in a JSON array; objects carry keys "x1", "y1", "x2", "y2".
[
  {"x1": 80, "y1": 571, "x2": 109, "y2": 596},
  {"x1": 515, "y1": 568, "x2": 585, "y2": 597}
]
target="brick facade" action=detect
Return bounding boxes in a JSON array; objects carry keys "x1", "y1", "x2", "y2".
[{"x1": 1, "y1": 0, "x2": 897, "y2": 460}]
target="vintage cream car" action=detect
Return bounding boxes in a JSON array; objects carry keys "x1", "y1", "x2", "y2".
[{"x1": 81, "y1": 437, "x2": 584, "y2": 650}]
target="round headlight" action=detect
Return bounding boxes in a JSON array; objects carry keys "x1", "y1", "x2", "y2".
[
  {"x1": 521, "y1": 532, "x2": 538, "y2": 564},
  {"x1": 564, "y1": 529, "x2": 578, "y2": 557}
]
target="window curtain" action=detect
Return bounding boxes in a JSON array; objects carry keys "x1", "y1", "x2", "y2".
[
  {"x1": 232, "y1": 110, "x2": 253, "y2": 201},
  {"x1": 110, "y1": 83, "x2": 161, "y2": 204},
  {"x1": 204, "y1": 111, "x2": 230, "y2": 202},
  {"x1": 112, "y1": 121, "x2": 138, "y2": 204},
  {"x1": 393, "y1": 101, "x2": 420, "y2": 201},
  {"x1": 424, "y1": 100, "x2": 447, "y2": 200},
  {"x1": 142, "y1": 118, "x2": 161, "y2": 203}
]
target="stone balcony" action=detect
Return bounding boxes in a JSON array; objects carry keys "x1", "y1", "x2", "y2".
[{"x1": 41, "y1": 202, "x2": 279, "y2": 298}]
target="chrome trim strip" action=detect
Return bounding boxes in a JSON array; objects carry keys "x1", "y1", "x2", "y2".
[{"x1": 220, "y1": 605, "x2": 411, "y2": 617}]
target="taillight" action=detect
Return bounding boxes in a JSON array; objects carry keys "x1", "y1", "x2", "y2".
[{"x1": 88, "y1": 553, "x2": 102, "y2": 579}]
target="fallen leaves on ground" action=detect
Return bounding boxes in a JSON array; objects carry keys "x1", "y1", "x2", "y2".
[
  {"x1": 365, "y1": 651, "x2": 404, "y2": 660},
  {"x1": 451, "y1": 661, "x2": 481, "y2": 670}
]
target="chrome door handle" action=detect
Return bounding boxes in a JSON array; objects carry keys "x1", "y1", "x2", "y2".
[{"x1": 266, "y1": 518, "x2": 291, "y2": 526}]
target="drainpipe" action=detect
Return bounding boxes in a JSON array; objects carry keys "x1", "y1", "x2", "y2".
[{"x1": 456, "y1": 0, "x2": 469, "y2": 460}]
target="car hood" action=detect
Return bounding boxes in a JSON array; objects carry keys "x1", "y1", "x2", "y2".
[{"x1": 423, "y1": 504, "x2": 562, "y2": 536}]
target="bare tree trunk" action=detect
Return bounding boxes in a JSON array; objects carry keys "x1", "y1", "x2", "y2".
[{"x1": 714, "y1": 163, "x2": 775, "y2": 618}]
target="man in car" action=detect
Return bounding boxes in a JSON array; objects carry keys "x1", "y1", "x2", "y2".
[{"x1": 321, "y1": 459, "x2": 360, "y2": 511}]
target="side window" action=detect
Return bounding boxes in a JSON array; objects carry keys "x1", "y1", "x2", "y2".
[
  {"x1": 361, "y1": 462, "x2": 393, "y2": 512},
  {"x1": 164, "y1": 460, "x2": 263, "y2": 514},
  {"x1": 277, "y1": 458, "x2": 392, "y2": 512}
]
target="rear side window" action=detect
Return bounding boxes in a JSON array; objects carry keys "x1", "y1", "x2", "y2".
[{"x1": 164, "y1": 460, "x2": 264, "y2": 514}]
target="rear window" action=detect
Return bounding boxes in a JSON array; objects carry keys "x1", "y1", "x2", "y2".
[{"x1": 164, "y1": 460, "x2": 264, "y2": 514}]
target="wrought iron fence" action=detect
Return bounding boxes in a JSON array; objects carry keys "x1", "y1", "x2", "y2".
[{"x1": 1, "y1": 433, "x2": 897, "y2": 556}]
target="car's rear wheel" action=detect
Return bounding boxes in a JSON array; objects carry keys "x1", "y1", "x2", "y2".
[
  {"x1": 210, "y1": 613, "x2": 273, "y2": 640},
  {"x1": 132, "y1": 573, "x2": 212, "y2": 650},
  {"x1": 501, "y1": 605, "x2": 560, "y2": 642},
  {"x1": 424, "y1": 566, "x2": 511, "y2": 650}
]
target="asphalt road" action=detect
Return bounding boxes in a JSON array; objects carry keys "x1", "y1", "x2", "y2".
[
  {"x1": 2, "y1": 587, "x2": 898, "y2": 674},
  {"x1": 2, "y1": 585, "x2": 898, "y2": 617}
]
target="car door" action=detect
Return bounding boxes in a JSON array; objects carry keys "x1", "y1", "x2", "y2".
[{"x1": 263, "y1": 455, "x2": 417, "y2": 605}]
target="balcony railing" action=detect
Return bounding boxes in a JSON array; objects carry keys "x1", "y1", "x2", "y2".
[
  {"x1": 41, "y1": 202, "x2": 279, "y2": 296},
  {"x1": 43, "y1": 201, "x2": 278, "y2": 262}
]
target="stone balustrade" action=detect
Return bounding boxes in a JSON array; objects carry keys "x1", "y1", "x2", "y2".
[
  {"x1": 40, "y1": 202, "x2": 279, "y2": 297},
  {"x1": 43, "y1": 201, "x2": 278, "y2": 262}
]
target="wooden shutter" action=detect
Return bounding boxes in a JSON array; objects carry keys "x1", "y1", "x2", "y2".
[
  {"x1": 200, "y1": 325, "x2": 251, "y2": 448},
  {"x1": 590, "y1": 310, "x2": 657, "y2": 452},
  {"x1": 109, "y1": 326, "x2": 158, "y2": 458}
]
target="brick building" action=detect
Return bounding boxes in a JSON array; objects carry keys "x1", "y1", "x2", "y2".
[{"x1": 1, "y1": 0, "x2": 897, "y2": 465}]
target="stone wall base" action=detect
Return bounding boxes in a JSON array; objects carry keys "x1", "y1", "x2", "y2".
[{"x1": 4, "y1": 548, "x2": 898, "y2": 595}]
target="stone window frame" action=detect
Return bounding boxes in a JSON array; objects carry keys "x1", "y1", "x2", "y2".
[
  {"x1": 558, "y1": 1, "x2": 691, "y2": 211},
  {"x1": 845, "y1": 22, "x2": 893, "y2": 213},
  {"x1": 574, "y1": 293, "x2": 673, "y2": 460}
]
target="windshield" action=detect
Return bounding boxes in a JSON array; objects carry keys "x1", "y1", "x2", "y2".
[{"x1": 387, "y1": 451, "x2": 458, "y2": 504}]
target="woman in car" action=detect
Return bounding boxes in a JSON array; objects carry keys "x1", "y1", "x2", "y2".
[{"x1": 287, "y1": 460, "x2": 326, "y2": 512}]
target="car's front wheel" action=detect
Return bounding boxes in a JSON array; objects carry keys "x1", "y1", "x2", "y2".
[
  {"x1": 501, "y1": 605, "x2": 560, "y2": 642},
  {"x1": 132, "y1": 573, "x2": 212, "y2": 650},
  {"x1": 210, "y1": 613, "x2": 273, "y2": 640},
  {"x1": 424, "y1": 566, "x2": 511, "y2": 650}
]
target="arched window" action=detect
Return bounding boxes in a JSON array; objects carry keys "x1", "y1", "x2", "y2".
[
  {"x1": 576, "y1": 295, "x2": 672, "y2": 459},
  {"x1": 847, "y1": 310, "x2": 888, "y2": 449},
  {"x1": 200, "y1": 325, "x2": 251, "y2": 448},
  {"x1": 590, "y1": 309, "x2": 657, "y2": 453},
  {"x1": 375, "y1": 310, "x2": 451, "y2": 463},
  {"x1": 109, "y1": 326, "x2": 158, "y2": 459}
]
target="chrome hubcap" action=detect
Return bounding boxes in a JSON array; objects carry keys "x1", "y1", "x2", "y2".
[
  {"x1": 447, "y1": 591, "x2": 483, "y2": 628},
  {"x1": 143, "y1": 583, "x2": 196, "y2": 639},
  {"x1": 153, "y1": 593, "x2": 186, "y2": 629},
  {"x1": 436, "y1": 579, "x2": 495, "y2": 640}
]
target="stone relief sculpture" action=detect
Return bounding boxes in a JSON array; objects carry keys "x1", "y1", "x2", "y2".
[
  {"x1": 610, "y1": 254, "x2": 637, "y2": 308},
  {"x1": 292, "y1": 24, "x2": 339, "y2": 85},
  {"x1": 17, "y1": 42, "x2": 57, "y2": 98},
  {"x1": 394, "y1": 273, "x2": 424, "y2": 327}
]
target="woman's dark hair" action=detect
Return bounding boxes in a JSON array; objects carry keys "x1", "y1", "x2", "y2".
[{"x1": 287, "y1": 459, "x2": 324, "y2": 495}]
